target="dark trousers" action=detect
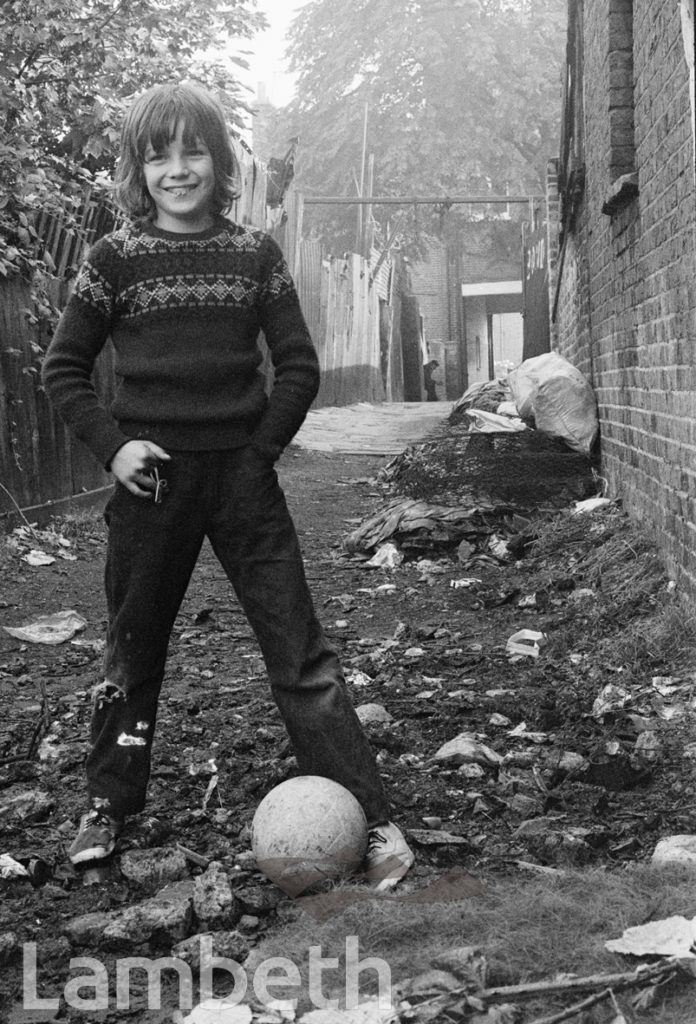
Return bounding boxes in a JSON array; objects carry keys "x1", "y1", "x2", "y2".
[{"x1": 88, "y1": 447, "x2": 389, "y2": 825}]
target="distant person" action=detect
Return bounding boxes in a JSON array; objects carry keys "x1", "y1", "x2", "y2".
[
  {"x1": 423, "y1": 359, "x2": 439, "y2": 401},
  {"x1": 42, "y1": 80, "x2": 414, "y2": 889}
]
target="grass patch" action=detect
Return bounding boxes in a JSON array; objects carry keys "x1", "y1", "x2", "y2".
[{"x1": 245, "y1": 864, "x2": 696, "y2": 1020}]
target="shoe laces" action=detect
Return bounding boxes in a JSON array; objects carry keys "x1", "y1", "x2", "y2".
[
  {"x1": 367, "y1": 828, "x2": 388, "y2": 852},
  {"x1": 83, "y1": 809, "x2": 116, "y2": 828}
]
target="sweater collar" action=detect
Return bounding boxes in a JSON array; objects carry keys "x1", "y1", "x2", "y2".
[{"x1": 137, "y1": 215, "x2": 233, "y2": 243}]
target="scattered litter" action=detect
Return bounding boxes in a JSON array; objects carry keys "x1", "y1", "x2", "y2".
[
  {"x1": 346, "y1": 670, "x2": 372, "y2": 687},
  {"x1": 364, "y1": 542, "x2": 403, "y2": 569},
  {"x1": 298, "y1": 997, "x2": 394, "y2": 1023},
  {"x1": 344, "y1": 497, "x2": 484, "y2": 554},
  {"x1": 187, "y1": 757, "x2": 218, "y2": 777},
  {"x1": 6, "y1": 524, "x2": 76, "y2": 564},
  {"x1": 38, "y1": 736, "x2": 70, "y2": 761},
  {"x1": 572, "y1": 496, "x2": 613, "y2": 515},
  {"x1": 404, "y1": 646, "x2": 425, "y2": 658},
  {"x1": 591, "y1": 683, "x2": 631, "y2": 720},
  {"x1": 605, "y1": 915, "x2": 696, "y2": 958},
  {"x1": 507, "y1": 722, "x2": 548, "y2": 744},
  {"x1": 652, "y1": 676, "x2": 684, "y2": 696},
  {"x1": 514, "y1": 860, "x2": 566, "y2": 877},
  {"x1": 202, "y1": 774, "x2": 219, "y2": 812},
  {"x1": 177, "y1": 1001, "x2": 253, "y2": 1024},
  {"x1": 464, "y1": 408, "x2": 527, "y2": 433},
  {"x1": 71, "y1": 637, "x2": 106, "y2": 653},
  {"x1": 652, "y1": 835, "x2": 696, "y2": 865},
  {"x1": 488, "y1": 535, "x2": 510, "y2": 559},
  {"x1": 489, "y1": 713, "x2": 511, "y2": 727},
  {"x1": 356, "y1": 584, "x2": 397, "y2": 597},
  {"x1": 505, "y1": 629, "x2": 547, "y2": 658},
  {"x1": 433, "y1": 732, "x2": 503, "y2": 766},
  {"x1": 3, "y1": 610, "x2": 88, "y2": 645},
  {"x1": 0, "y1": 854, "x2": 30, "y2": 880},
  {"x1": 399, "y1": 753, "x2": 423, "y2": 766},
  {"x1": 450, "y1": 577, "x2": 481, "y2": 589},
  {"x1": 22, "y1": 549, "x2": 56, "y2": 566},
  {"x1": 450, "y1": 377, "x2": 512, "y2": 420},
  {"x1": 327, "y1": 593, "x2": 356, "y2": 610}
]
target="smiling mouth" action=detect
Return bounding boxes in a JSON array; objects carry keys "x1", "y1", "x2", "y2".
[{"x1": 164, "y1": 185, "x2": 197, "y2": 196}]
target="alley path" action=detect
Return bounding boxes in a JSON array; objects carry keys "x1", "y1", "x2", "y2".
[{"x1": 293, "y1": 400, "x2": 453, "y2": 455}]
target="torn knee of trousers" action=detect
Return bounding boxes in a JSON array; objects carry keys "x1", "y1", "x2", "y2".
[
  {"x1": 92, "y1": 680, "x2": 127, "y2": 708},
  {"x1": 91, "y1": 796, "x2": 114, "y2": 813},
  {"x1": 117, "y1": 731, "x2": 148, "y2": 747}
]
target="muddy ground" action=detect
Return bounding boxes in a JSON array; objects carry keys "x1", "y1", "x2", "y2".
[{"x1": 1, "y1": 424, "x2": 695, "y2": 1022}]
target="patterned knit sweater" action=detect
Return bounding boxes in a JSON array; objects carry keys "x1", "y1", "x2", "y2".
[{"x1": 42, "y1": 216, "x2": 320, "y2": 468}]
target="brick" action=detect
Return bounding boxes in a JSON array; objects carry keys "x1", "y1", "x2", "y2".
[{"x1": 553, "y1": 0, "x2": 696, "y2": 598}]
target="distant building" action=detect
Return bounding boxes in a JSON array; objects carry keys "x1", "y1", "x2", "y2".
[
  {"x1": 410, "y1": 218, "x2": 525, "y2": 399},
  {"x1": 551, "y1": 0, "x2": 696, "y2": 591}
]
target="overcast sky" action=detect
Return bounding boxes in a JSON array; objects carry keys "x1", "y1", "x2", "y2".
[{"x1": 246, "y1": 0, "x2": 308, "y2": 105}]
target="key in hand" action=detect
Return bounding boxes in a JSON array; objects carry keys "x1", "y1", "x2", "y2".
[{"x1": 151, "y1": 465, "x2": 169, "y2": 503}]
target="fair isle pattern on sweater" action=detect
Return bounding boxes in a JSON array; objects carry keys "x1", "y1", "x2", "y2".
[
  {"x1": 119, "y1": 274, "x2": 263, "y2": 319},
  {"x1": 41, "y1": 217, "x2": 320, "y2": 469},
  {"x1": 73, "y1": 222, "x2": 295, "y2": 322}
]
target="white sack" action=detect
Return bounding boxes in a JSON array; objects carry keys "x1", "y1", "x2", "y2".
[{"x1": 508, "y1": 352, "x2": 598, "y2": 455}]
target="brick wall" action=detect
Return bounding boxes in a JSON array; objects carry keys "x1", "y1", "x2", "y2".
[{"x1": 554, "y1": 0, "x2": 696, "y2": 593}]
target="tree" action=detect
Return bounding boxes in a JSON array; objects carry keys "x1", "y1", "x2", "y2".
[
  {"x1": 0, "y1": 0, "x2": 266, "y2": 279},
  {"x1": 282, "y1": 0, "x2": 566, "y2": 253}
]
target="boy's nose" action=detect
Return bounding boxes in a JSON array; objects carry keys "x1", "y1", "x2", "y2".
[{"x1": 168, "y1": 154, "x2": 190, "y2": 176}]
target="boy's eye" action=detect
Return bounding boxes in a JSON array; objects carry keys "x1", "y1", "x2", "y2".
[{"x1": 144, "y1": 151, "x2": 165, "y2": 163}]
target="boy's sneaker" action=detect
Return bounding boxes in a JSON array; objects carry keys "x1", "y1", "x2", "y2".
[
  {"x1": 68, "y1": 810, "x2": 123, "y2": 865},
  {"x1": 364, "y1": 822, "x2": 415, "y2": 891}
]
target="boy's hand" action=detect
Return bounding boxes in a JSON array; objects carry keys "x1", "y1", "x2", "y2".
[{"x1": 110, "y1": 441, "x2": 171, "y2": 498}]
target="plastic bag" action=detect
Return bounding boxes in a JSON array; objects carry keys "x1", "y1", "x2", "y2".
[
  {"x1": 464, "y1": 409, "x2": 527, "y2": 433},
  {"x1": 3, "y1": 609, "x2": 87, "y2": 645},
  {"x1": 508, "y1": 352, "x2": 598, "y2": 454}
]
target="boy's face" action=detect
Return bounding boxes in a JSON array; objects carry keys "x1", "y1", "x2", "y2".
[{"x1": 143, "y1": 121, "x2": 216, "y2": 233}]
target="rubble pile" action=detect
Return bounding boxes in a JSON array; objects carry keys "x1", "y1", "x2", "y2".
[{"x1": 381, "y1": 424, "x2": 598, "y2": 509}]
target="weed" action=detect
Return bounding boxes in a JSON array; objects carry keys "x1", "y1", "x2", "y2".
[{"x1": 247, "y1": 864, "x2": 696, "y2": 1020}]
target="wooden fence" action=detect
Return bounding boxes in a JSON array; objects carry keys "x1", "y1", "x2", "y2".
[{"x1": 0, "y1": 143, "x2": 412, "y2": 517}]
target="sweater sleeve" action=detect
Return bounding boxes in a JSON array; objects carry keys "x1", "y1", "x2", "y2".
[
  {"x1": 251, "y1": 236, "x2": 320, "y2": 461},
  {"x1": 41, "y1": 238, "x2": 131, "y2": 469}
]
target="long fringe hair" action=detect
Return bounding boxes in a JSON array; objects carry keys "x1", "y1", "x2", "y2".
[{"x1": 113, "y1": 81, "x2": 240, "y2": 219}]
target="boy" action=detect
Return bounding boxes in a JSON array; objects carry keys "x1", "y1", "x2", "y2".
[{"x1": 42, "y1": 81, "x2": 413, "y2": 889}]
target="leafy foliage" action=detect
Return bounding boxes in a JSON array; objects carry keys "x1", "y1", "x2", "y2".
[
  {"x1": 281, "y1": 0, "x2": 566, "y2": 252},
  {"x1": 0, "y1": 0, "x2": 266, "y2": 280}
]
